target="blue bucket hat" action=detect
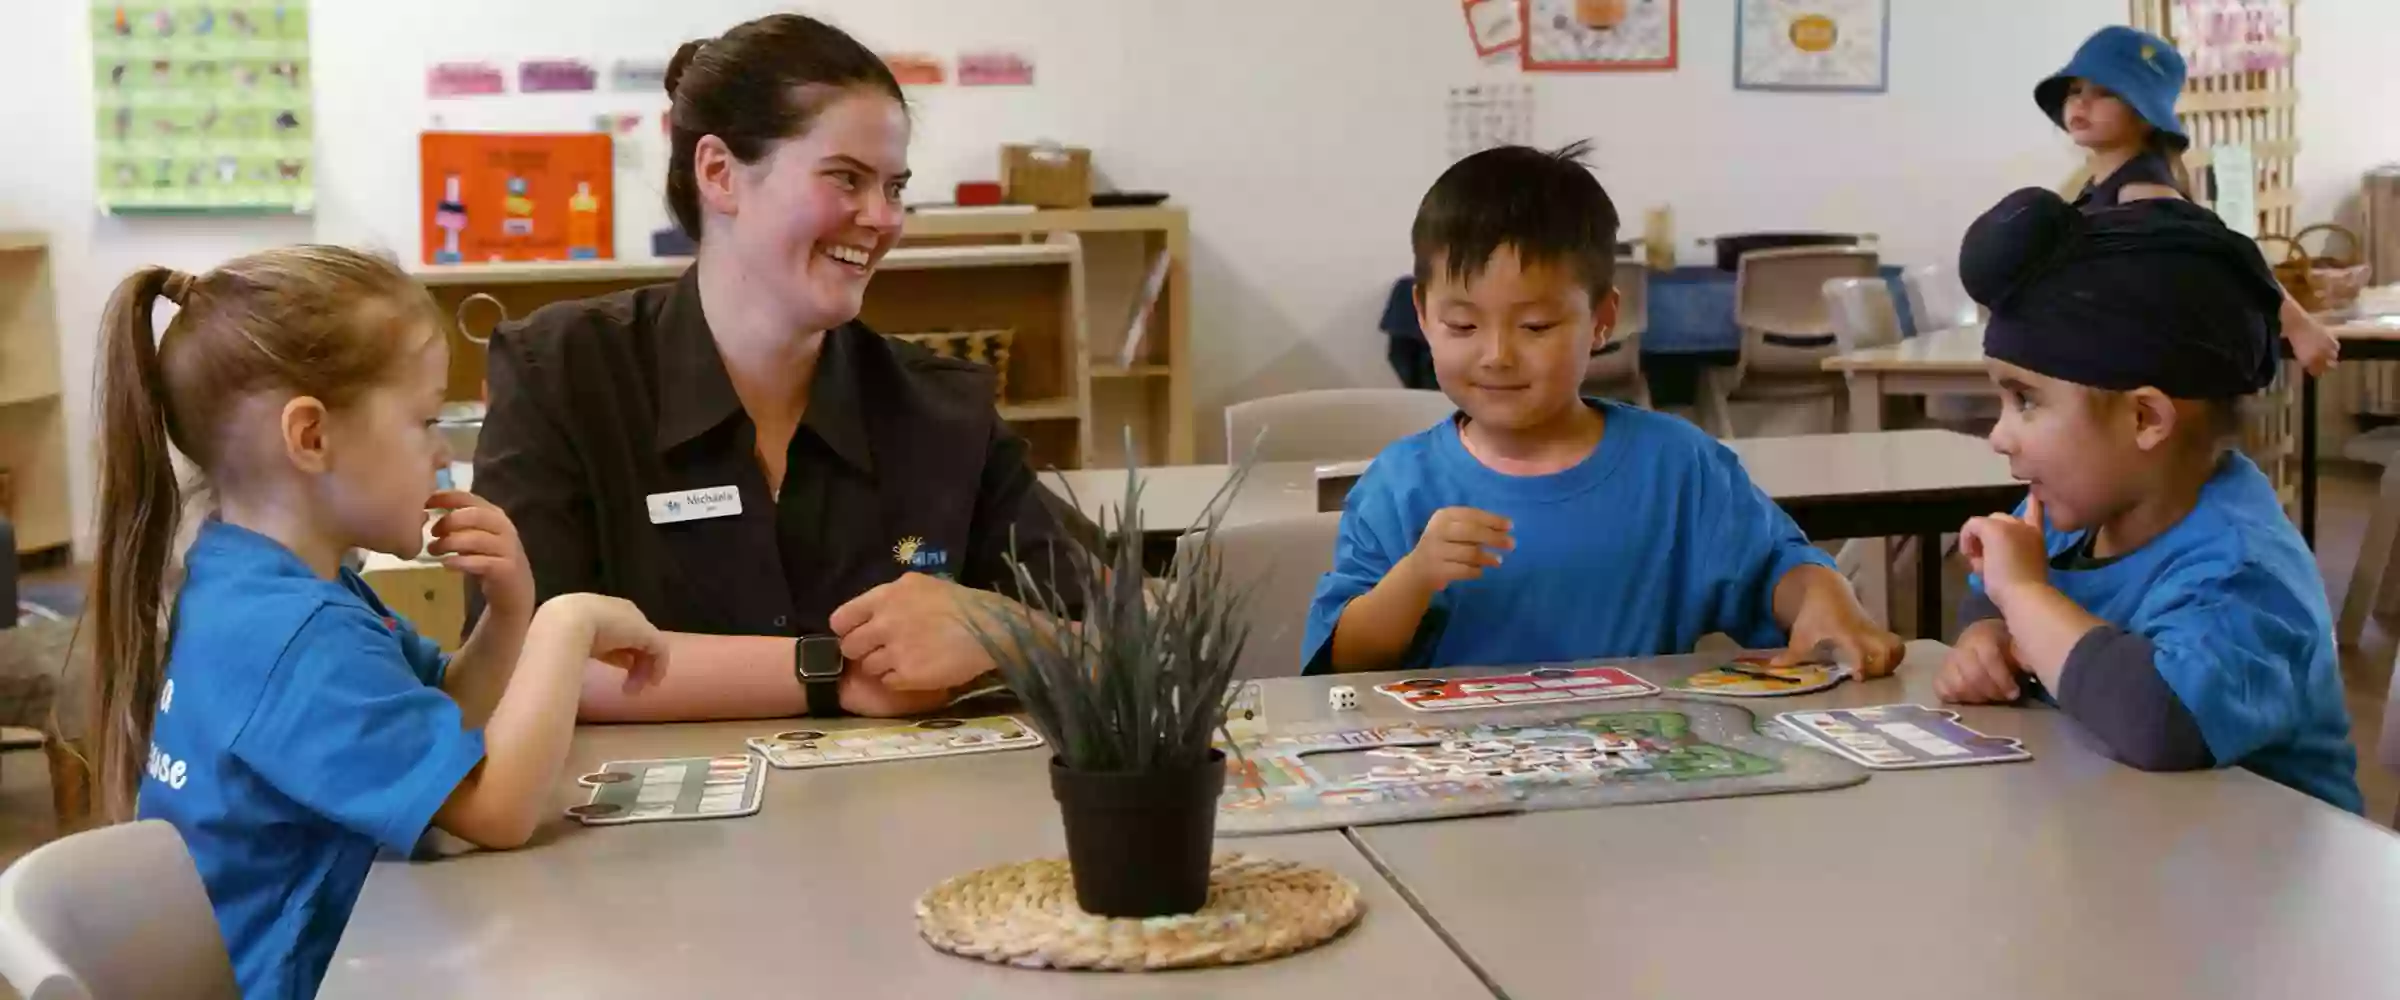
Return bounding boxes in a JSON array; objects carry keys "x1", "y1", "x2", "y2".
[{"x1": 2035, "y1": 26, "x2": 2188, "y2": 150}]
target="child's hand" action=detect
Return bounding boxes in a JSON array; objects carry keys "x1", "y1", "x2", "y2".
[
  {"x1": 1959, "y1": 494, "x2": 2052, "y2": 606},
  {"x1": 546, "y1": 594, "x2": 669, "y2": 695},
  {"x1": 429, "y1": 490, "x2": 534, "y2": 618},
  {"x1": 1935, "y1": 618, "x2": 2022, "y2": 704},
  {"x1": 1782, "y1": 595, "x2": 1904, "y2": 678},
  {"x1": 2289, "y1": 312, "x2": 2340, "y2": 376},
  {"x1": 1398, "y1": 507, "x2": 1513, "y2": 593}
]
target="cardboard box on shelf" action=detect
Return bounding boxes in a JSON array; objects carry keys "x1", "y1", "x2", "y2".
[{"x1": 1000, "y1": 143, "x2": 1092, "y2": 209}]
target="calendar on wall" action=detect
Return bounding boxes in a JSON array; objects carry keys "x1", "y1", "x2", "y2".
[
  {"x1": 1446, "y1": 83, "x2": 1535, "y2": 161},
  {"x1": 90, "y1": 1, "x2": 316, "y2": 214}
]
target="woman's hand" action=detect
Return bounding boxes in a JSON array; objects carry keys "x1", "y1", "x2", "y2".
[{"x1": 828, "y1": 573, "x2": 1006, "y2": 692}]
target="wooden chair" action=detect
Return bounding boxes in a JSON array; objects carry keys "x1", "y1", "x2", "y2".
[
  {"x1": 1174, "y1": 512, "x2": 1343, "y2": 680},
  {"x1": 2336, "y1": 458, "x2": 2400, "y2": 649},
  {"x1": 2384, "y1": 646, "x2": 2400, "y2": 827},
  {"x1": 1700, "y1": 246, "x2": 1880, "y2": 438},
  {"x1": 0, "y1": 820, "x2": 238, "y2": 1000},
  {"x1": 1582, "y1": 258, "x2": 1652, "y2": 408},
  {"x1": 1224, "y1": 389, "x2": 1458, "y2": 464}
]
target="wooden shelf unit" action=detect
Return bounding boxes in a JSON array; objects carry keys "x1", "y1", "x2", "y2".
[
  {"x1": 900, "y1": 206, "x2": 1193, "y2": 467},
  {"x1": 418, "y1": 238, "x2": 1096, "y2": 469},
  {"x1": 0, "y1": 232, "x2": 69, "y2": 558}
]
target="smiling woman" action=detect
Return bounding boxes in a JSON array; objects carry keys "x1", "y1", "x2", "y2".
[{"x1": 469, "y1": 13, "x2": 1085, "y2": 724}]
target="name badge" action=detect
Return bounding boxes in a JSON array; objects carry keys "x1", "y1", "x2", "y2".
[{"x1": 647, "y1": 486, "x2": 743, "y2": 525}]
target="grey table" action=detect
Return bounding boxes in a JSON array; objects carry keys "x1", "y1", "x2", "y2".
[
  {"x1": 1320, "y1": 641, "x2": 2400, "y2": 1000},
  {"x1": 321, "y1": 721, "x2": 1492, "y2": 999}
]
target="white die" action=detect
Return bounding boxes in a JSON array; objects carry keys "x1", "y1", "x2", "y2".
[{"x1": 1329, "y1": 685, "x2": 1359, "y2": 711}]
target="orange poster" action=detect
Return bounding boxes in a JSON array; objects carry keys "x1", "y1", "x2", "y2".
[{"x1": 420, "y1": 132, "x2": 613, "y2": 264}]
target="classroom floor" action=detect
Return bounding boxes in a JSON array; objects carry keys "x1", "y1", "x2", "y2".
[{"x1": 0, "y1": 465, "x2": 2392, "y2": 997}]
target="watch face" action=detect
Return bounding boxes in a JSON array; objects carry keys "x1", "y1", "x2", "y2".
[{"x1": 799, "y1": 636, "x2": 845, "y2": 679}]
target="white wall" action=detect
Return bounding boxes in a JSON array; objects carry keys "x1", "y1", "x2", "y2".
[{"x1": 6, "y1": 0, "x2": 2395, "y2": 557}]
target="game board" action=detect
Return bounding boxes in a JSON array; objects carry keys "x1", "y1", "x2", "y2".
[
  {"x1": 1667, "y1": 656, "x2": 1846, "y2": 698},
  {"x1": 744, "y1": 716, "x2": 1044, "y2": 769},
  {"x1": 1776, "y1": 705, "x2": 2031, "y2": 770},
  {"x1": 569, "y1": 754, "x2": 764, "y2": 826},
  {"x1": 1215, "y1": 699, "x2": 1866, "y2": 835},
  {"x1": 1374, "y1": 665, "x2": 1658, "y2": 712}
]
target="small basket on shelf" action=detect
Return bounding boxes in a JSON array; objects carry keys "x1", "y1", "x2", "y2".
[
  {"x1": 2262, "y1": 224, "x2": 2369, "y2": 313},
  {"x1": 888, "y1": 328, "x2": 1016, "y2": 401}
]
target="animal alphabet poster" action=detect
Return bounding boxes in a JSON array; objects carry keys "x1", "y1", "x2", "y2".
[{"x1": 92, "y1": 0, "x2": 316, "y2": 213}]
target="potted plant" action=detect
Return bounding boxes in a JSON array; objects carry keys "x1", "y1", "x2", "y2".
[{"x1": 966, "y1": 453, "x2": 1255, "y2": 918}]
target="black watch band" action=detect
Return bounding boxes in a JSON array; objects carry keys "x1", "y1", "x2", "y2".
[{"x1": 795, "y1": 635, "x2": 845, "y2": 717}]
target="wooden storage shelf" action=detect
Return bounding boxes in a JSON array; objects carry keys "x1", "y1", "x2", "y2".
[{"x1": 0, "y1": 232, "x2": 68, "y2": 559}]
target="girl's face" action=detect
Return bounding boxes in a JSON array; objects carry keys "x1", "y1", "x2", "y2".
[
  {"x1": 317, "y1": 328, "x2": 452, "y2": 558},
  {"x1": 717, "y1": 89, "x2": 911, "y2": 333},
  {"x1": 2061, "y1": 79, "x2": 2146, "y2": 149},
  {"x1": 1985, "y1": 361, "x2": 2150, "y2": 534}
]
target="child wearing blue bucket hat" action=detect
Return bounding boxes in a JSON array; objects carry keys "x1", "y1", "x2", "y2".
[{"x1": 2035, "y1": 25, "x2": 2339, "y2": 375}]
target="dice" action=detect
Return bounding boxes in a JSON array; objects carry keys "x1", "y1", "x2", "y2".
[{"x1": 1329, "y1": 685, "x2": 1359, "y2": 711}]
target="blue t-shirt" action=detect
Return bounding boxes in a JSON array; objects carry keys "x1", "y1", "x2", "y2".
[
  {"x1": 1970, "y1": 453, "x2": 2360, "y2": 812},
  {"x1": 1303, "y1": 401, "x2": 1835, "y2": 671},
  {"x1": 138, "y1": 521, "x2": 487, "y2": 999}
]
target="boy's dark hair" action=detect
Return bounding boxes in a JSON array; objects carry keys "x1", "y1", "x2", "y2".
[{"x1": 1411, "y1": 140, "x2": 1619, "y2": 302}]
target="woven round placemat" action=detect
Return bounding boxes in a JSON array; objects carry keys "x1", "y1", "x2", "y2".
[{"x1": 916, "y1": 852, "x2": 1362, "y2": 971}]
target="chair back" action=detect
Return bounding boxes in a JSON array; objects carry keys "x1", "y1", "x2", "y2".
[
  {"x1": 1175, "y1": 512, "x2": 1344, "y2": 680},
  {"x1": 1903, "y1": 262, "x2": 1983, "y2": 334},
  {"x1": 0, "y1": 820, "x2": 239, "y2": 1000},
  {"x1": 1733, "y1": 247, "x2": 1880, "y2": 378},
  {"x1": 1224, "y1": 389, "x2": 1457, "y2": 463},
  {"x1": 1824, "y1": 277, "x2": 1904, "y2": 353}
]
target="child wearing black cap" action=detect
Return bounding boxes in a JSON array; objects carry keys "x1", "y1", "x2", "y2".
[
  {"x1": 1936, "y1": 186, "x2": 2361, "y2": 813},
  {"x1": 2036, "y1": 25, "x2": 2339, "y2": 374}
]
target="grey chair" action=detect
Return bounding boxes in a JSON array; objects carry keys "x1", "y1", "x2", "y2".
[
  {"x1": 1223, "y1": 389, "x2": 1457, "y2": 464},
  {"x1": 2385, "y1": 646, "x2": 2400, "y2": 826},
  {"x1": 0, "y1": 820, "x2": 239, "y2": 1000},
  {"x1": 1700, "y1": 246, "x2": 1880, "y2": 438},
  {"x1": 1902, "y1": 263, "x2": 2000, "y2": 427},
  {"x1": 1175, "y1": 512, "x2": 1343, "y2": 680},
  {"x1": 1582, "y1": 258, "x2": 1652, "y2": 408}
]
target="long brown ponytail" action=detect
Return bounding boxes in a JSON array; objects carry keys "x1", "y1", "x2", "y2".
[
  {"x1": 85, "y1": 247, "x2": 436, "y2": 821},
  {"x1": 2144, "y1": 130, "x2": 2195, "y2": 200}
]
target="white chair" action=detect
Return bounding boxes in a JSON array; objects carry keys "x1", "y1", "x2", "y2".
[
  {"x1": 1700, "y1": 247, "x2": 1881, "y2": 438},
  {"x1": 2383, "y1": 646, "x2": 2400, "y2": 827},
  {"x1": 1176, "y1": 512, "x2": 1344, "y2": 680},
  {"x1": 1903, "y1": 263, "x2": 2000, "y2": 427},
  {"x1": 1582, "y1": 258, "x2": 1653, "y2": 408},
  {"x1": 1224, "y1": 389, "x2": 1457, "y2": 464},
  {"x1": 2337, "y1": 458, "x2": 2400, "y2": 649},
  {"x1": 1824, "y1": 277, "x2": 1903, "y2": 353},
  {"x1": 0, "y1": 820, "x2": 238, "y2": 1000}
]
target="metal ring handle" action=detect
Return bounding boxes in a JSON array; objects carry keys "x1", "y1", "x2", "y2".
[{"x1": 454, "y1": 293, "x2": 507, "y2": 347}]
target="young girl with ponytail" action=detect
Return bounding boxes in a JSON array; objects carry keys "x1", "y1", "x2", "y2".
[{"x1": 88, "y1": 246, "x2": 669, "y2": 998}]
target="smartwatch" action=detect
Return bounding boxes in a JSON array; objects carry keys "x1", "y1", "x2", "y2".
[{"x1": 795, "y1": 635, "x2": 846, "y2": 717}]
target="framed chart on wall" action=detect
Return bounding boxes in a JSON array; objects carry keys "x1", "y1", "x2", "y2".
[
  {"x1": 1734, "y1": 0, "x2": 1890, "y2": 93},
  {"x1": 419, "y1": 132, "x2": 615, "y2": 265},
  {"x1": 90, "y1": 1, "x2": 316, "y2": 214},
  {"x1": 1521, "y1": 0, "x2": 1679, "y2": 72}
]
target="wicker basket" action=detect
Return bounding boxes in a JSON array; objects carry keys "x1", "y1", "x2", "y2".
[
  {"x1": 2264, "y1": 224, "x2": 2370, "y2": 313},
  {"x1": 889, "y1": 328, "x2": 1015, "y2": 400}
]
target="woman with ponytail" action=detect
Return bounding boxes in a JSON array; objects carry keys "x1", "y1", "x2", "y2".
[
  {"x1": 88, "y1": 246, "x2": 669, "y2": 998},
  {"x1": 2035, "y1": 25, "x2": 2339, "y2": 375}
]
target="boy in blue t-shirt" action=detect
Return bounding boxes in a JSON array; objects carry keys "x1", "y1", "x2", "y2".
[
  {"x1": 1303, "y1": 142, "x2": 1900, "y2": 675},
  {"x1": 1936, "y1": 187, "x2": 2361, "y2": 812}
]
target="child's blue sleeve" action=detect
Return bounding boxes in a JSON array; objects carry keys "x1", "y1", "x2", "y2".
[
  {"x1": 1301, "y1": 472, "x2": 1418, "y2": 675},
  {"x1": 2134, "y1": 564, "x2": 2311, "y2": 766},
  {"x1": 343, "y1": 569, "x2": 450, "y2": 687},
  {"x1": 229, "y1": 606, "x2": 487, "y2": 855},
  {"x1": 1695, "y1": 444, "x2": 1835, "y2": 647}
]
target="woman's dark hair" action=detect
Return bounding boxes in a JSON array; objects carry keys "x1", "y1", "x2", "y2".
[{"x1": 663, "y1": 13, "x2": 905, "y2": 237}]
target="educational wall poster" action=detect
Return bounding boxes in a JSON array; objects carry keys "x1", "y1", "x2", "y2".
[
  {"x1": 2169, "y1": 0, "x2": 2291, "y2": 77},
  {"x1": 1464, "y1": 0, "x2": 1525, "y2": 60},
  {"x1": 426, "y1": 61, "x2": 506, "y2": 98},
  {"x1": 1521, "y1": 0, "x2": 1678, "y2": 72},
  {"x1": 882, "y1": 53, "x2": 947, "y2": 86},
  {"x1": 1447, "y1": 83, "x2": 1535, "y2": 161},
  {"x1": 518, "y1": 59, "x2": 597, "y2": 93},
  {"x1": 611, "y1": 59, "x2": 671, "y2": 93},
  {"x1": 92, "y1": 1, "x2": 315, "y2": 214},
  {"x1": 958, "y1": 51, "x2": 1035, "y2": 87},
  {"x1": 419, "y1": 132, "x2": 614, "y2": 265},
  {"x1": 1734, "y1": 0, "x2": 1889, "y2": 93}
]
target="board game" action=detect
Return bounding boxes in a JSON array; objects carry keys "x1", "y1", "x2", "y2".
[
  {"x1": 744, "y1": 716, "x2": 1044, "y2": 769},
  {"x1": 569, "y1": 754, "x2": 764, "y2": 826},
  {"x1": 1775, "y1": 705, "x2": 2031, "y2": 769},
  {"x1": 1667, "y1": 656, "x2": 1846, "y2": 698},
  {"x1": 1216, "y1": 699, "x2": 1866, "y2": 835},
  {"x1": 1374, "y1": 665, "x2": 1658, "y2": 712}
]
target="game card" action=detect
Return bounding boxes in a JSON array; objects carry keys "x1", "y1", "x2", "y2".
[
  {"x1": 568, "y1": 754, "x2": 764, "y2": 825},
  {"x1": 1668, "y1": 656, "x2": 1846, "y2": 698},
  {"x1": 1775, "y1": 705, "x2": 2031, "y2": 770},
  {"x1": 1376, "y1": 666, "x2": 1659, "y2": 712},
  {"x1": 744, "y1": 716, "x2": 1044, "y2": 769}
]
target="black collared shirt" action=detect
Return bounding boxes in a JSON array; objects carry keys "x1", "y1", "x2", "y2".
[{"x1": 471, "y1": 268, "x2": 1082, "y2": 638}]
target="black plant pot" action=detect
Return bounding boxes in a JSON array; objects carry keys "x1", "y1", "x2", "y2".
[{"x1": 1049, "y1": 749, "x2": 1227, "y2": 917}]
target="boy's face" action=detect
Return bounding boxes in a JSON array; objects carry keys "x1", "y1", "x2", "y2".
[
  {"x1": 1416, "y1": 246, "x2": 1618, "y2": 433},
  {"x1": 1985, "y1": 360, "x2": 2170, "y2": 533}
]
